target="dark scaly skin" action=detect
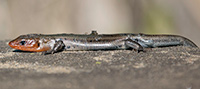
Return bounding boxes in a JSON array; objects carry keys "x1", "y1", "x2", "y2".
[{"x1": 8, "y1": 31, "x2": 198, "y2": 54}]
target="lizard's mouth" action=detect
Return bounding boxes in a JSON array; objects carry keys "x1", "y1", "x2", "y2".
[{"x1": 8, "y1": 38, "x2": 50, "y2": 52}]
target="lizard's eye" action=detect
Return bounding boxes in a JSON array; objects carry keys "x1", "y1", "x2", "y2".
[
  {"x1": 19, "y1": 41, "x2": 26, "y2": 45},
  {"x1": 38, "y1": 43, "x2": 40, "y2": 47}
]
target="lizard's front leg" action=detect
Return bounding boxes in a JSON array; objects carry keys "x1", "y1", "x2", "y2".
[{"x1": 42, "y1": 40, "x2": 65, "y2": 54}]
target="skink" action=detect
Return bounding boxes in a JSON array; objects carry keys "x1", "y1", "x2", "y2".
[{"x1": 8, "y1": 31, "x2": 198, "y2": 54}]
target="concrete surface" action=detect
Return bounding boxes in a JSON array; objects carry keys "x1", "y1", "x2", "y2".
[{"x1": 0, "y1": 40, "x2": 200, "y2": 89}]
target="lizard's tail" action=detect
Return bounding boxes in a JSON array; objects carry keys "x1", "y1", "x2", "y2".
[{"x1": 183, "y1": 37, "x2": 198, "y2": 47}]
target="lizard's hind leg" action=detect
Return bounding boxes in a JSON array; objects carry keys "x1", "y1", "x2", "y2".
[{"x1": 125, "y1": 39, "x2": 145, "y2": 53}]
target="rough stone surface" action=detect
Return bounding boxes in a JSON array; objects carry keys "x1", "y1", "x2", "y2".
[{"x1": 0, "y1": 40, "x2": 200, "y2": 89}]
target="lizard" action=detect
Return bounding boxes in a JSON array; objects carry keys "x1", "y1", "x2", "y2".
[{"x1": 8, "y1": 31, "x2": 198, "y2": 54}]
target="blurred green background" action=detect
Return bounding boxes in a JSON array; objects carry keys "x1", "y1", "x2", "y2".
[{"x1": 0, "y1": 0, "x2": 200, "y2": 46}]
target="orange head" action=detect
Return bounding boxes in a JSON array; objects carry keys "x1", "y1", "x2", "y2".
[{"x1": 8, "y1": 34, "x2": 50, "y2": 52}]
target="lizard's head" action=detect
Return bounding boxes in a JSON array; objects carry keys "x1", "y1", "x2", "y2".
[{"x1": 8, "y1": 34, "x2": 50, "y2": 52}]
